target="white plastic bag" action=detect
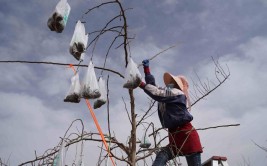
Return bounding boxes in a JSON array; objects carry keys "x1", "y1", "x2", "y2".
[
  {"x1": 139, "y1": 131, "x2": 151, "y2": 149},
  {"x1": 53, "y1": 154, "x2": 59, "y2": 166},
  {"x1": 81, "y1": 61, "x2": 101, "y2": 99},
  {"x1": 76, "y1": 158, "x2": 85, "y2": 166},
  {"x1": 123, "y1": 57, "x2": 142, "y2": 89},
  {"x1": 69, "y1": 20, "x2": 89, "y2": 61},
  {"x1": 94, "y1": 77, "x2": 107, "y2": 109},
  {"x1": 64, "y1": 73, "x2": 81, "y2": 103},
  {"x1": 53, "y1": 140, "x2": 66, "y2": 166},
  {"x1": 74, "y1": 141, "x2": 85, "y2": 166},
  {"x1": 47, "y1": 0, "x2": 71, "y2": 33}
]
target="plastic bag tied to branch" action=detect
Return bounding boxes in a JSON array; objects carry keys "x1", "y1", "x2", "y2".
[
  {"x1": 65, "y1": 65, "x2": 115, "y2": 165},
  {"x1": 64, "y1": 73, "x2": 81, "y2": 103},
  {"x1": 81, "y1": 61, "x2": 101, "y2": 99},
  {"x1": 94, "y1": 77, "x2": 107, "y2": 109},
  {"x1": 69, "y1": 20, "x2": 88, "y2": 61},
  {"x1": 47, "y1": 0, "x2": 71, "y2": 33},
  {"x1": 123, "y1": 57, "x2": 142, "y2": 89}
]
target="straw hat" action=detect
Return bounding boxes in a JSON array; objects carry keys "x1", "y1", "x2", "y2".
[
  {"x1": 163, "y1": 72, "x2": 184, "y2": 91},
  {"x1": 164, "y1": 73, "x2": 191, "y2": 110}
]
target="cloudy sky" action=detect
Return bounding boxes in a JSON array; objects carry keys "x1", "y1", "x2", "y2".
[{"x1": 1, "y1": 0, "x2": 267, "y2": 165}]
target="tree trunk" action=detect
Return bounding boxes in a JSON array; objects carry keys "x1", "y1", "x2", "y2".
[{"x1": 129, "y1": 89, "x2": 136, "y2": 166}]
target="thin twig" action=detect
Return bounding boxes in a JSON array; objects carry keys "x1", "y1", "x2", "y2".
[
  {"x1": 251, "y1": 140, "x2": 267, "y2": 153},
  {"x1": 122, "y1": 97, "x2": 132, "y2": 124},
  {"x1": 196, "y1": 124, "x2": 240, "y2": 131},
  {"x1": 136, "y1": 100, "x2": 156, "y2": 127},
  {"x1": 137, "y1": 44, "x2": 180, "y2": 68}
]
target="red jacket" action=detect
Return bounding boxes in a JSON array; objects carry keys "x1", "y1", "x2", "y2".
[{"x1": 168, "y1": 122, "x2": 203, "y2": 155}]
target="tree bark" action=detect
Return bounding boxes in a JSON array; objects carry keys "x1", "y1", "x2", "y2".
[{"x1": 129, "y1": 89, "x2": 136, "y2": 166}]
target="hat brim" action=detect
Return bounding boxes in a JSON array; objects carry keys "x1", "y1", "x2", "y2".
[{"x1": 163, "y1": 72, "x2": 184, "y2": 91}]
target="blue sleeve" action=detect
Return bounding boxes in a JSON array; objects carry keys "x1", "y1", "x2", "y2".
[{"x1": 145, "y1": 74, "x2": 156, "y2": 86}]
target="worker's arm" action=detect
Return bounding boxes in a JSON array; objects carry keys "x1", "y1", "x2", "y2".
[
  {"x1": 140, "y1": 83, "x2": 185, "y2": 103},
  {"x1": 142, "y1": 59, "x2": 156, "y2": 86}
]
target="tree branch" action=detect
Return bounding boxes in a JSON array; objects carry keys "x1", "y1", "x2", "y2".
[
  {"x1": 0, "y1": 60, "x2": 124, "y2": 78},
  {"x1": 190, "y1": 58, "x2": 230, "y2": 107}
]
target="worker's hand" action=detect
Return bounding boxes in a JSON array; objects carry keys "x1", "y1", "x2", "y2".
[
  {"x1": 142, "y1": 59, "x2": 149, "y2": 67},
  {"x1": 139, "y1": 81, "x2": 146, "y2": 89}
]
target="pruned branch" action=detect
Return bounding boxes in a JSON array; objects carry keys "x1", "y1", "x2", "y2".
[
  {"x1": 196, "y1": 124, "x2": 240, "y2": 131},
  {"x1": 0, "y1": 60, "x2": 124, "y2": 78},
  {"x1": 137, "y1": 43, "x2": 181, "y2": 68}
]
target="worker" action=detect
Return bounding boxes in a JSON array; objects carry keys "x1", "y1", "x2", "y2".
[{"x1": 139, "y1": 59, "x2": 203, "y2": 166}]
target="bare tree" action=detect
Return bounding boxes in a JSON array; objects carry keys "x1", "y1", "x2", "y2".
[{"x1": 0, "y1": 1, "x2": 236, "y2": 166}]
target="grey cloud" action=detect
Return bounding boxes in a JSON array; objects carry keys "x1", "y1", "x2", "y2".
[
  {"x1": 194, "y1": 36, "x2": 267, "y2": 118},
  {"x1": 0, "y1": 92, "x2": 80, "y2": 165},
  {"x1": 0, "y1": 64, "x2": 37, "y2": 92},
  {"x1": 186, "y1": 36, "x2": 267, "y2": 165}
]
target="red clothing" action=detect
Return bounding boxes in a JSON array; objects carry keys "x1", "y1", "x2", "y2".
[{"x1": 168, "y1": 122, "x2": 202, "y2": 155}]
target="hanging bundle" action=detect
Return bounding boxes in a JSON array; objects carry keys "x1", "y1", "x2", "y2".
[
  {"x1": 47, "y1": 0, "x2": 71, "y2": 33},
  {"x1": 69, "y1": 20, "x2": 89, "y2": 61},
  {"x1": 64, "y1": 73, "x2": 81, "y2": 103},
  {"x1": 139, "y1": 131, "x2": 151, "y2": 149},
  {"x1": 123, "y1": 57, "x2": 142, "y2": 89},
  {"x1": 93, "y1": 77, "x2": 107, "y2": 109},
  {"x1": 81, "y1": 61, "x2": 101, "y2": 99},
  {"x1": 53, "y1": 140, "x2": 66, "y2": 166}
]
